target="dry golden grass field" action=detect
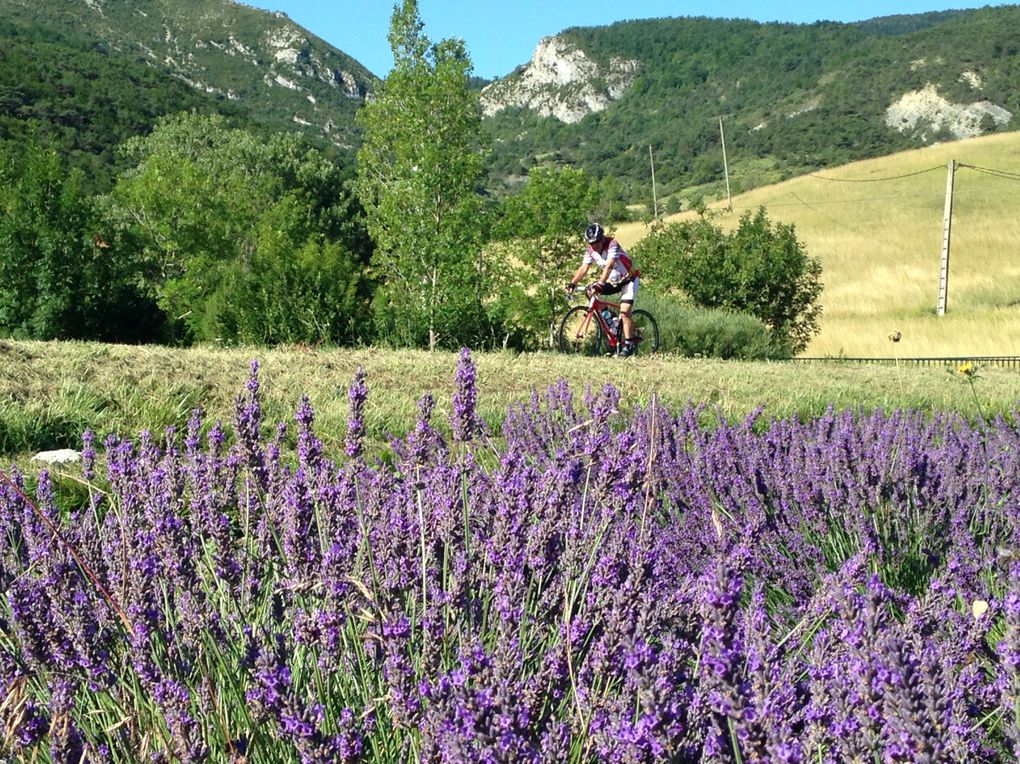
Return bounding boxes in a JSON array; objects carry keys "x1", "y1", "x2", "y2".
[{"x1": 616, "y1": 132, "x2": 1020, "y2": 358}]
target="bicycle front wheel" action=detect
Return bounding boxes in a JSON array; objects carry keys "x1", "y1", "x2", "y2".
[
  {"x1": 630, "y1": 309, "x2": 660, "y2": 354},
  {"x1": 558, "y1": 306, "x2": 603, "y2": 355}
]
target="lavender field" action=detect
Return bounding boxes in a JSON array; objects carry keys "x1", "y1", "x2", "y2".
[{"x1": 3, "y1": 350, "x2": 1020, "y2": 762}]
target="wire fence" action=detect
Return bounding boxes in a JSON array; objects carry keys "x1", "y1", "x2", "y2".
[{"x1": 794, "y1": 355, "x2": 1020, "y2": 369}]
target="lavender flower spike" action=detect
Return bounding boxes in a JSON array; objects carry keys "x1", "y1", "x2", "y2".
[
  {"x1": 451, "y1": 347, "x2": 480, "y2": 444},
  {"x1": 80, "y1": 428, "x2": 96, "y2": 481},
  {"x1": 345, "y1": 366, "x2": 368, "y2": 459}
]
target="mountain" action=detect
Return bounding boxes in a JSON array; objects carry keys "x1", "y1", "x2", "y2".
[
  {"x1": 5, "y1": 2, "x2": 1020, "y2": 209},
  {"x1": 0, "y1": 18, "x2": 266, "y2": 192},
  {"x1": 0, "y1": 0, "x2": 376, "y2": 149},
  {"x1": 481, "y1": 7, "x2": 1020, "y2": 205}
]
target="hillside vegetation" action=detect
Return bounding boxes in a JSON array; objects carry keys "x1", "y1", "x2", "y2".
[
  {"x1": 0, "y1": 20, "x2": 258, "y2": 192},
  {"x1": 484, "y1": 7, "x2": 1020, "y2": 201},
  {"x1": 0, "y1": 0, "x2": 374, "y2": 151},
  {"x1": 616, "y1": 131, "x2": 1020, "y2": 357},
  {"x1": 5, "y1": 2, "x2": 1020, "y2": 205}
]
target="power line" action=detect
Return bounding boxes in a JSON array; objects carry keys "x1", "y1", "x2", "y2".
[
  {"x1": 785, "y1": 191, "x2": 856, "y2": 233},
  {"x1": 807, "y1": 164, "x2": 944, "y2": 183},
  {"x1": 707, "y1": 159, "x2": 1020, "y2": 216},
  {"x1": 733, "y1": 192, "x2": 940, "y2": 209},
  {"x1": 959, "y1": 163, "x2": 1020, "y2": 182}
]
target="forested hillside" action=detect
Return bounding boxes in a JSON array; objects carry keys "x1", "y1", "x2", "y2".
[
  {"x1": 0, "y1": 0, "x2": 375, "y2": 150},
  {"x1": 483, "y1": 7, "x2": 1020, "y2": 206},
  {"x1": 0, "y1": 20, "x2": 260, "y2": 193},
  {"x1": 5, "y1": 2, "x2": 1020, "y2": 206}
]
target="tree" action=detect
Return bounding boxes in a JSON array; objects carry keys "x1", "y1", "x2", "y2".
[
  {"x1": 490, "y1": 166, "x2": 600, "y2": 348},
  {"x1": 633, "y1": 208, "x2": 823, "y2": 353},
  {"x1": 0, "y1": 140, "x2": 163, "y2": 341},
  {"x1": 104, "y1": 113, "x2": 372, "y2": 345},
  {"x1": 355, "y1": 1, "x2": 487, "y2": 350}
]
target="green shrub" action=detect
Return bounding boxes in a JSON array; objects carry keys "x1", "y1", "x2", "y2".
[
  {"x1": 637, "y1": 292, "x2": 786, "y2": 359},
  {"x1": 632, "y1": 208, "x2": 822, "y2": 354}
]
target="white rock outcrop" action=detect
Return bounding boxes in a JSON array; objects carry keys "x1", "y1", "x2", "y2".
[
  {"x1": 332, "y1": 70, "x2": 363, "y2": 98},
  {"x1": 480, "y1": 36, "x2": 640, "y2": 124},
  {"x1": 885, "y1": 84, "x2": 1012, "y2": 139}
]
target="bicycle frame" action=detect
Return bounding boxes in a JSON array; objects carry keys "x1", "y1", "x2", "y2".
[{"x1": 572, "y1": 293, "x2": 623, "y2": 351}]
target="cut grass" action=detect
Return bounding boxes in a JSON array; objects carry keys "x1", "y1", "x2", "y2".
[{"x1": 3, "y1": 340, "x2": 1019, "y2": 463}]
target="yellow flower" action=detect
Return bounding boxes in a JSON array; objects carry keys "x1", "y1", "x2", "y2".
[{"x1": 957, "y1": 361, "x2": 975, "y2": 378}]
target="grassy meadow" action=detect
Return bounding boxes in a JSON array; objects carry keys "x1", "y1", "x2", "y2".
[
  {"x1": 616, "y1": 131, "x2": 1020, "y2": 357},
  {"x1": 3, "y1": 339, "x2": 1020, "y2": 463}
]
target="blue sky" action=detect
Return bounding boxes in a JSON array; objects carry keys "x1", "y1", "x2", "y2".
[{"x1": 243, "y1": 1, "x2": 1006, "y2": 80}]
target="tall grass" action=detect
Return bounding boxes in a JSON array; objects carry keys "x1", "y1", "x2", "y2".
[{"x1": 615, "y1": 131, "x2": 1020, "y2": 357}]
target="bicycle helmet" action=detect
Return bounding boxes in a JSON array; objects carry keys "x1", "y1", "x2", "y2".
[{"x1": 584, "y1": 223, "x2": 604, "y2": 244}]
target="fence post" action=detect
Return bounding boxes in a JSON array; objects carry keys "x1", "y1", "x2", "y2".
[{"x1": 937, "y1": 159, "x2": 956, "y2": 316}]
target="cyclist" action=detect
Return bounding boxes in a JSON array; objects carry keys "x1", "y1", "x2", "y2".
[{"x1": 565, "y1": 223, "x2": 640, "y2": 356}]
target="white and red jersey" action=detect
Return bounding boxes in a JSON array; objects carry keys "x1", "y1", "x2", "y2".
[{"x1": 584, "y1": 238, "x2": 635, "y2": 285}]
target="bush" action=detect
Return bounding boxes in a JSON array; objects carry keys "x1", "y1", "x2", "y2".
[
  {"x1": 215, "y1": 238, "x2": 370, "y2": 347},
  {"x1": 638, "y1": 292, "x2": 785, "y2": 359},
  {"x1": 675, "y1": 308, "x2": 786, "y2": 360},
  {"x1": 633, "y1": 208, "x2": 823, "y2": 354},
  {"x1": 0, "y1": 141, "x2": 168, "y2": 342}
]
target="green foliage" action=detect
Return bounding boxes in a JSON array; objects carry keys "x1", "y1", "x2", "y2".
[
  {"x1": 487, "y1": 166, "x2": 600, "y2": 349},
  {"x1": 356, "y1": 1, "x2": 488, "y2": 350},
  {"x1": 0, "y1": 19, "x2": 255, "y2": 194},
  {"x1": 0, "y1": 141, "x2": 165, "y2": 342},
  {"x1": 633, "y1": 209, "x2": 823, "y2": 354},
  {"x1": 104, "y1": 113, "x2": 372, "y2": 345},
  {"x1": 494, "y1": 165, "x2": 599, "y2": 239},
  {"x1": 638, "y1": 293, "x2": 784, "y2": 360},
  {"x1": 0, "y1": 0, "x2": 374, "y2": 150},
  {"x1": 218, "y1": 238, "x2": 366, "y2": 347}
]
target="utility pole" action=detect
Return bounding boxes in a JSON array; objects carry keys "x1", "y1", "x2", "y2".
[
  {"x1": 937, "y1": 159, "x2": 956, "y2": 316},
  {"x1": 719, "y1": 116, "x2": 732, "y2": 212},
  {"x1": 649, "y1": 145, "x2": 658, "y2": 220}
]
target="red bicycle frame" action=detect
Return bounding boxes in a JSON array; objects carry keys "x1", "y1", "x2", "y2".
[{"x1": 573, "y1": 292, "x2": 624, "y2": 351}]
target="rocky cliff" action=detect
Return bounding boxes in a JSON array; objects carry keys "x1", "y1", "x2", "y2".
[
  {"x1": 480, "y1": 35, "x2": 639, "y2": 124},
  {"x1": 0, "y1": 0, "x2": 376, "y2": 146}
]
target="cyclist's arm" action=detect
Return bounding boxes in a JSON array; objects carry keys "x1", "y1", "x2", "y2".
[
  {"x1": 598, "y1": 257, "x2": 615, "y2": 285},
  {"x1": 567, "y1": 263, "x2": 591, "y2": 289}
]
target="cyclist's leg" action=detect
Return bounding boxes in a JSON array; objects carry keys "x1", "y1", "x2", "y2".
[{"x1": 619, "y1": 279, "x2": 638, "y2": 340}]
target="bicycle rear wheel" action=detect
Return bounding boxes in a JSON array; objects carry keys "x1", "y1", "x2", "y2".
[
  {"x1": 630, "y1": 309, "x2": 660, "y2": 354},
  {"x1": 558, "y1": 306, "x2": 604, "y2": 355}
]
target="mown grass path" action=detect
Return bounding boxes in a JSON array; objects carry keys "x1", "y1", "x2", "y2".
[{"x1": 3, "y1": 340, "x2": 1019, "y2": 463}]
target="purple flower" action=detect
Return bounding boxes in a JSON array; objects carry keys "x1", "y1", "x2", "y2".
[
  {"x1": 81, "y1": 429, "x2": 96, "y2": 481},
  {"x1": 345, "y1": 366, "x2": 368, "y2": 459},
  {"x1": 451, "y1": 348, "x2": 481, "y2": 444}
]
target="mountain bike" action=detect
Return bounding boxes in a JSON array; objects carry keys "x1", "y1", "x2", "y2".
[{"x1": 558, "y1": 285, "x2": 660, "y2": 356}]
